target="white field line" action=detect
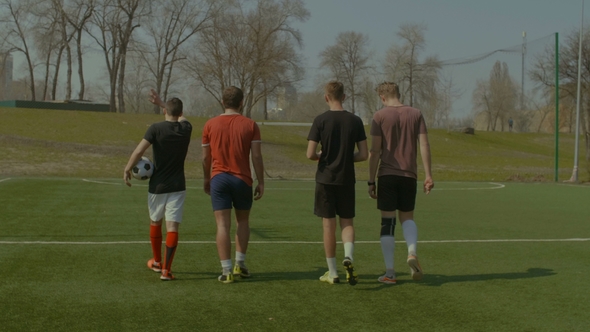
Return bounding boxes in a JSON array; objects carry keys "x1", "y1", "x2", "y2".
[
  {"x1": 0, "y1": 178, "x2": 12, "y2": 183},
  {"x1": 1, "y1": 238, "x2": 588, "y2": 245},
  {"x1": 82, "y1": 179, "x2": 506, "y2": 191}
]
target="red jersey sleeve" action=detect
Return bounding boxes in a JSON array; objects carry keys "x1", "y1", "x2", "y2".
[{"x1": 202, "y1": 121, "x2": 210, "y2": 146}]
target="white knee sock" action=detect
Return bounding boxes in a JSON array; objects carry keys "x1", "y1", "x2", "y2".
[
  {"x1": 343, "y1": 242, "x2": 354, "y2": 261},
  {"x1": 236, "y1": 251, "x2": 246, "y2": 267},
  {"x1": 326, "y1": 257, "x2": 338, "y2": 277},
  {"x1": 380, "y1": 235, "x2": 395, "y2": 270},
  {"x1": 402, "y1": 220, "x2": 418, "y2": 256},
  {"x1": 221, "y1": 259, "x2": 232, "y2": 275}
]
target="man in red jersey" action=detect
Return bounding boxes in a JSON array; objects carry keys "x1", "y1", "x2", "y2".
[
  {"x1": 368, "y1": 82, "x2": 434, "y2": 285},
  {"x1": 202, "y1": 86, "x2": 265, "y2": 283}
]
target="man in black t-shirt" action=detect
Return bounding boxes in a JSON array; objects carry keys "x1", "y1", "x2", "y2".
[
  {"x1": 306, "y1": 81, "x2": 368, "y2": 286},
  {"x1": 124, "y1": 89, "x2": 192, "y2": 281}
]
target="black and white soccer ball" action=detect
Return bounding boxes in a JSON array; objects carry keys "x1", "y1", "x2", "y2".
[{"x1": 132, "y1": 157, "x2": 154, "y2": 180}]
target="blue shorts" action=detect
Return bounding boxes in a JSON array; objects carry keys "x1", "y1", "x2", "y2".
[{"x1": 210, "y1": 173, "x2": 253, "y2": 211}]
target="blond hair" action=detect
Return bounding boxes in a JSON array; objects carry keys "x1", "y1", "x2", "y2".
[
  {"x1": 324, "y1": 81, "x2": 345, "y2": 101},
  {"x1": 376, "y1": 82, "x2": 400, "y2": 99}
]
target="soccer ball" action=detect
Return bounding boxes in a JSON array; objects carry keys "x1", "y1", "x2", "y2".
[{"x1": 132, "y1": 157, "x2": 154, "y2": 180}]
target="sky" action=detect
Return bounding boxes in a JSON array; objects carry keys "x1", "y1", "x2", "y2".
[
  {"x1": 8, "y1": 0, "x2": 586, "y2": 118},
  {"x1": 293, "y1": 0, "x2": 584, "y2": 117}
]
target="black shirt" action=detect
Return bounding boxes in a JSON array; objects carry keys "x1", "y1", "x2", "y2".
[
  {"x1": 307, "y1": 110, "x2": 367, "y2": 185},
  {"x1": 143, "y1": 120, "x2": 192, "y2": 194}
]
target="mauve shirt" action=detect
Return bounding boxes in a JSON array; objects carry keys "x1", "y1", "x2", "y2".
[{"x1": 370, "y1": 106, "x2": 427, "y2": 179}]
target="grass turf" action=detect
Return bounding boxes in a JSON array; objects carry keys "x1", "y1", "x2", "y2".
[{"x1": 1, "y1": 178, "x2": 589, "y2": 331}]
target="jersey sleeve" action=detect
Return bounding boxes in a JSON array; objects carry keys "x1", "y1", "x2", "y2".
[
  {"x1": 201, "y1": 122, "x2": 210, "y2": 147},
  {"x1": 356, "y1": 117, "x2": 367, "y2": 142},
  {"x1": 418, "y1": 114, "x2": 428, "y2": 134},
  {"x1": 370, "y1": 113, "x2": 382, "y2": 136},
  {"x1": 307, "y1": 117, "x2": 321, "y2": 142},
  {"x1": 143, "y1": 124, "x2": 157, "y2": 144},
  {"x1": 252, "y1": 122, "x2": 261, "y2": 143}
]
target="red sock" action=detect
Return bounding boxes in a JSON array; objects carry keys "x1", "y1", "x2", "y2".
[
  {"x1": 150, "y1": 225, "x2": 162, "y2": 263},
  {"x1": 163, "y1": 232, "x2": 178, "y2": 271}
]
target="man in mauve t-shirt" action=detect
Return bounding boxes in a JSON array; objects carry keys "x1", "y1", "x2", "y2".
[{"x1": 368, "y1": 82, "x2": 434, "y2": 285}]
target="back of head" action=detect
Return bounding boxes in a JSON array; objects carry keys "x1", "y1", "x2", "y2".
[
  {"x1": 376, "y1": 82, "x2": 400, "y2": 100},
  {"x1": 222, "y1": 86, "x2": 244, "y2": 110},
  {"x1": 166, "y1": 97, "x2": 183, "y2": 117},
  {"x1": 324, "y1": 81, "x2": 345, "y2": 102}
]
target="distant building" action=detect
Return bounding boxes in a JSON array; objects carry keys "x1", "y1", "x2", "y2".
[{"x1": 0, "y1": 53, "x2": 13, "y2": 100}]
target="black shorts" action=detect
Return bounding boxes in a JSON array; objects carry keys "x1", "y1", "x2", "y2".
[
  {"x1": 377, "y1": 175, "x2": 417, "y2": 212},
  {"x1": 314, "y1": 183, "x2": 355, "y2": 219}
]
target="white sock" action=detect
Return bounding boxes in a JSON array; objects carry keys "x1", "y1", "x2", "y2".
[
  {"x1": 326, "y1": 257, "x2": 338, "y2": 277},
  {"x1": 220, "y1": 259, "x2": 232, "y2": 275},
  {"x1": 343, "y1": 242, "x2": 354, "y2": 261},
  {"x1": 380, "y1": 235, "x2": 395, "y2": 270},
  {"x1": 402, "y1": 220, "x2": 418, "y2": 256},
  {"x1": 236, "y1": 252, "x2": 246, "y2": 267}
]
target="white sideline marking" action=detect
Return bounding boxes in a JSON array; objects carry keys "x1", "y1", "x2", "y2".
[
  {"x1": 82, "y1": 179, "x2": 506, "y2": 191},
  {"x1": 0, "y1": 178, "x2": 12, "y2": 183},
  {"x1": 433, "y1": 182, "x2": 505, "y2": 191},
  {"x1": 1, "y1": 238, "x2": 588, "y2": 245}
]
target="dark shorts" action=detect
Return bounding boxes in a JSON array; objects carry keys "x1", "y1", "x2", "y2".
[
  {"x1": 377, "y1": 175, "x2": 417, "y2": 212},
  {"x1": 314, "y1": 183, "x2": 355, "y2": 219},
  {"x1": 210, "y1": 173, "x2": 253, "y2": 211}
]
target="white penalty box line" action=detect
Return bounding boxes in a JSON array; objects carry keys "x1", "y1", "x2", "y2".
[{"x1": 1, "y1": 238, "x2": 589, "y2": 245}]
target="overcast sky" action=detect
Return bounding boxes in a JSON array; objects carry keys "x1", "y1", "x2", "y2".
[
  {"x1": 8, "y1": 0, "x2": 586, "y2": 117},
  {"x1": 294, "y1": 0, "x2": 584, "y2": 116}
]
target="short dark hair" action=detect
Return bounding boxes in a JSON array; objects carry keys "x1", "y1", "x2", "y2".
[
  {"x1": 324, "y1": 81, "x2": 345, "y2": 101},
  {"x1": 166, "y1": 97, "x2": 183, "y2": 117},
  {"x1": 376, "y1": 82, "x2": 400, "y2": 99},
  {"x1": 222, "y1": 86, "x2": 244, "y2": 110}
]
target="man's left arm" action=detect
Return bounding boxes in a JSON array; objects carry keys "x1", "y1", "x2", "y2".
[
  {"x1": 202, "y1": 145, "x2": 212, "y2": 195},
  {"x1": 354, "y1": 140, "x2": 368, "y2": 162},
  {"x1": 124, "y1": 139, "x2": 152, "y2": 187}
]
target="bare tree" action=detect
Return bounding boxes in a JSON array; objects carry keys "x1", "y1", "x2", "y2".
[
  {"x1": 63, "y1": 0, "x2": 94, "y2": 100},
  {"x1": 139, "y1": 0, "x2": 216, "y2": 114},
  {"x1": 0, "y1": 0, "x2": 38, "y2": 100},
  {"x1": 184, "y1": 0, "x2": 309, "y2": 118},
  {"x1": 87, "y1": 0, "x2": 148, "y2": 112},
  {"x1": 319, "y1": 31, "x2": 371, "y2": 115},
  {"x1": 384, "y1": 23, "x2": 441, "y2": 107},
  {"x1": 472, "y1": 61, "x2": 518, "y2": 131},
  {"x1": 286, "y1": 89, "x2": 325, "y2": 122},
  {"x1": 531, "y1": 29, "x2": 590, "y2": 170}
]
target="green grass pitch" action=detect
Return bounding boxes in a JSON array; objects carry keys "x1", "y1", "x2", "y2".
[{"x1": 1, "y1": 178, "x2": 589, "y2": 331}]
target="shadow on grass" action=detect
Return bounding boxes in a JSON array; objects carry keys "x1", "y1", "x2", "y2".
[
  {"x1": 171, "y1": 267, "x2": 327, "y2": 283},
  {"x1": 359, "y1": 268, "x2": 556, "y2": 290},
  {"x1": 250, "y1": 227, "x2": 290, "y2": 240}
]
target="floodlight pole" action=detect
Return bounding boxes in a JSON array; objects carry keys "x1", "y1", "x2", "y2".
[
  {"x1": 555, "y1": 32, "x2": 560, "y2": 182},
  {"x1": 521, "y1": 31, "x2": 526, "y2": 110},
  {"x1": 570, "y1": 0, "x2": 584, "y2": 183}
]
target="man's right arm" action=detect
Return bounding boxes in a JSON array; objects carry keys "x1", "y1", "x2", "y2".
[
  {"x1": 368, "y1": 135, "x2": 382, "y2": 199},
  {"x1": 419, "y1": 133, "x2": 434, "y2": 194},
  {"x1": 251, "y1": 142, "x2": 265, "y2": 200}
]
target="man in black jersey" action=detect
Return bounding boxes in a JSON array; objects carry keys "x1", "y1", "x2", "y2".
[
  {"x1": 307, "y1": 81, "x2": 368, "y2": 286},
  {"x1": 124, "y1": 89, "x2": 192, "y2": 281}
]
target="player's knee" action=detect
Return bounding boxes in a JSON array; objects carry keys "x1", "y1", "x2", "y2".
[{"x1": 380, "y1": 217, "x2": 396, "y2": 236}]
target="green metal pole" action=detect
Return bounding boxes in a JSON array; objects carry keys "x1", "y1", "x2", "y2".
[{"x1": 555, "y1": 32, "x2": 560, "y2": 182}]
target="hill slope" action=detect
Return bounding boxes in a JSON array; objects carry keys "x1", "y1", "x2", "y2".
[{"x1": 0, "y1": 107, "x2": 586, "y2": 182}]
